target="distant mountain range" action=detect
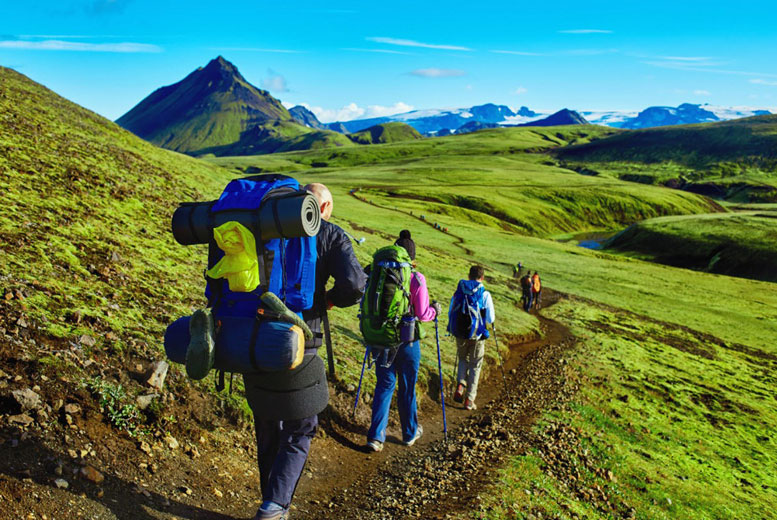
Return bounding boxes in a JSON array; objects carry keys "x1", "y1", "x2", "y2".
[
  {"x1": 116, "y1": 56, "x2": 773, "y2": 156},
  {"x1": 321, "y1": 103, "x2": 771, "y2": 136}
]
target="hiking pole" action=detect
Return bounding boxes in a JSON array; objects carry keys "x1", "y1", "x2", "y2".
[
  {"x1": 491, "y1": 324, "x2": 510, "y2": 397},
  {"x1": 434, "y1": 317, "x2": 448, "y2": 442},
  {"x1": 353, "y1": 346, "x2": 369, "y2": 419},
  {"x1": 493, "y1": 324, "x2": 510, "y2": 396},
  {"x1": 322, "y1": 309, "x2": 335, "y2": 379}
]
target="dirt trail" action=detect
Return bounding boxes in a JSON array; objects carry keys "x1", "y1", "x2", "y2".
[{"x1": 291, "y1": 290, "x2": 574, "y2": 519}]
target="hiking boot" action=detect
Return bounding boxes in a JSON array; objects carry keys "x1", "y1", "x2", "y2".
[
  {"x1": 186, "y1": 308, "x2": 215, "y2": 380},
  {"x1": 404, "y1": 424, "x2": 423, "y2": 446},
  {"x1": 254, "y1": 502, "x2": 289, "y2": 520},
  {"x1": 453, "y1": 383, "x2": 465, "y2": 403},
  {"x1": 465, "y1": 399, "x2": 477, "y2": 411},
  {"x1": 366, "y1": 439, "x2": 384, "y2": 452}
]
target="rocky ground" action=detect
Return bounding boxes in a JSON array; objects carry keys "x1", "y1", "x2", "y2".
[{"x1": 0, "y1": 289, "x2": 608, "y2": 520}]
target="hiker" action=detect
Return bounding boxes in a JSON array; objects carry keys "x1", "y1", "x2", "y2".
[
  {"x1": 531, "y1": 271, "x2": 542, "y2": 310},
  {"x1": 449, "y1": 265, "x2": 495, "y2": 410},
  {"x1": 520, "y1": 273, "x2": 533, "y2": 311},
  {"x1": 365, "y1": 233, "x2": 441, "y2": 452},
  {"x1": 512, "y1": 262, "x2": 523, "y2": 279},
  {"x1": 244, "y1": 182, "x2": 367, "y2": 520}
]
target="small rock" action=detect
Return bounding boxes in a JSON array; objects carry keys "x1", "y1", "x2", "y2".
[
  {"x1": 54, "y1": 479, "x2": 69, "y2": 489},
  {"x1": 135, "y1": 394, "x2": 158, "y2": 410},
  {"x1": 146, "y1": 361, "x2": 169, "y2": 390},
  {"x1": 79, "y1": 335, "x2": 96, "y2": 348},
  {"x1": 166, "y1": 435, "x2": 179, "y2": 450},
  {"x1": 179, "y1": 486, "x2": 193, "y2": 495},
  {"x1": 79, "y1": 465, "x2": 104, "y2": 484},
  {"x1": 12, "y1": 388, "x2": 42, "y2": 411},
  {"x1": 139, "y1": 441, "x2": 152, "y2": 455},
  {"x1": 54, "y1": 462, "x2": 63, "y2": 476},
  {"x1": 64, "y1": 403, "x2": 81, "y2": 415},
  {"x1": 666, "y1": 497, "x2": 672, "y2": 506},
  {"x1": 9, "y1": 414, "x2": 34, "y2": 426},
  {"x1": 110, "y1": 251, "x2": 122, "y2": 263},
  {"x1": 213, "y1": 488, "x2": 223, "y2": 498},
  {"x1": 105, "y1": 332, "x2": 118, "y2": 342},
  {"x1": 346, "y1": 384, "x2": 356, "y2": 393},
  {"x1": 17, "y1": 317, "x2": 28, "y2": 328}
]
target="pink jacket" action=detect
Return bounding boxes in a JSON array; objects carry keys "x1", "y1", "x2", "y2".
[{"x1": 410, "y1": 271, "x2": 436, "y2": 322}]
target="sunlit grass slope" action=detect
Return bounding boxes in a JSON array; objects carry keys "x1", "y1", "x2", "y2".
[
  {"x1": 607, "y1": 211, "x2": 777, "y2": 282},
  {"x1": 1, "y1": 66, "x2": 233, "y2": 352},
  {"x1": 211, "y1": 126, "x2": 722, "y2": 238},
  {"x1": 555, "y1": 115, "x2": 777, "y2": 202}
]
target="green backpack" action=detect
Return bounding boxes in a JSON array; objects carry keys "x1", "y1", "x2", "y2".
[{"x1": 359, "y1": 245, "x2": 413, "y2": 348}]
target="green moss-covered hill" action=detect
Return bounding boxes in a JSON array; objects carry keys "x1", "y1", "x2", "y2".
[
  {"x1": 348, "y1": 122, "x2": 423, "y2": 144},
  {"x1": 555, "y1": 115, "x2": 777, "y2": 201},
  {"x1": 606, "y1": 211, "x2": 777, "y2": 282},
  {"x1": 1, "y1": 65, "x2": 231, "y2": 351},
  {"x1": 116, "y1": 56, "x2": 349, "y2": 157}
]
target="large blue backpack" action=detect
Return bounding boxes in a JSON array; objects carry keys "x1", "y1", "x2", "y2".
[
  {"x1": 165, "y1": 174, "x2": 318, "y2": 375},
  {"x1": 448, "y1": 280, "x2": 489, "y2": 340}
]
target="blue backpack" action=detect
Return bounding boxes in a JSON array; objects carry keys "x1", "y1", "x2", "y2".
[
  {"x1": 165, "y1": 174, "x2": 318, "y2": 375},
  {"x1": 448, "y1": 280, "x2": 489, "y2": 340}
]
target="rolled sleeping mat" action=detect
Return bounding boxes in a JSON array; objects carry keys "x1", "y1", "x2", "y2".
[
  {"x1": 164, "y1": 315, "x2": 307, "y2": 373},
  {"x1": 171, "y1": 191, "x2": 321, "y2": 245}
]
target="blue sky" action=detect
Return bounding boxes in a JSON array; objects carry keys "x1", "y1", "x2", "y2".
[{"x1": 2, "y1": 0, "x2": 777, "y2": 122}]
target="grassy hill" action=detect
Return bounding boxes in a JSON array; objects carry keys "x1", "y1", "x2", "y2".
[
  {"x1": 211, "y1": 125, "x2": 722, "y2": 237},
  {"x1": 605, "y1": 211, "x2": 777, "y2": 282},
  {"x1": 555, "y1": 115, "x2": 777, "y2": 202},
  {"x1": 3, "y1": 66, "x2": 777, "y2": 519},
  {"x1": 347, "y1": 122, "x2": 423, "y2": 144},
  {"x1": 116, "y1": 56, "x2": 351, "y2": 157}
]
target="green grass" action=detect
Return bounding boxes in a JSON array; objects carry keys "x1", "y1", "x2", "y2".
[
  {"x1": 476, "y1": 299, "x2": 777, "y2": 519},
  {"x1": 555, "y1": 115, "x2": 777, "y2": 202},
  {"x1": 606, "y1": 211, "x2": 777, "y2": 282}
]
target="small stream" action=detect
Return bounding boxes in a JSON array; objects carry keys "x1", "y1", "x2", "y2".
[{"x1": 560, "y1": 230, "x2": 622, "y2": 250}]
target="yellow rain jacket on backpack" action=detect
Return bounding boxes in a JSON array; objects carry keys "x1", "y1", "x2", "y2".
[{"x1": 206, "y1": 222, "x2": 260, "y2": 292}]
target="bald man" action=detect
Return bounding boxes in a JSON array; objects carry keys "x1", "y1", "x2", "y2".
[
  {"x1": 304, "y1": 182, "x2": 333, "y2": 221},
  {"x1": 244, "y1": 182, "x2": 366, "y2": 520}
]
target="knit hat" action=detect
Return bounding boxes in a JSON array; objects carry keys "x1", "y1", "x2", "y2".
[{"x1": 395, "y1": 237, "x2": 416, "y2": 261}]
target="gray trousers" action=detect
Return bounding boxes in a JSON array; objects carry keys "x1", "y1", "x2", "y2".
[{"x1": 456, "y1": 337, "x2": 485, "y2": 401}]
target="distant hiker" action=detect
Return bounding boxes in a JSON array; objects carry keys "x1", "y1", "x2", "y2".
[
  {"x1": 512, "y1": 262, "x2": 523, "y2": 279},
  {"x1": 364, "y1": 234, "x2": 440, "y2": 452},
  {"x1": 520, "y1": 274, "x2": 533, "y2": 311},
  {"x1": 245, "y1": 183, "x2": 366, "y2": 520},
  {"x1": 449, "y1": 265, "x2": 495, "y2": 410},
  {"x1": 531, "y1": 271, "x2": 542, "y2": 310}
]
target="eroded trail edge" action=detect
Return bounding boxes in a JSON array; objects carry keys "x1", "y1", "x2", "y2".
[{"x1": 295, "y1": 293, "x2": 577, "y2": 519}]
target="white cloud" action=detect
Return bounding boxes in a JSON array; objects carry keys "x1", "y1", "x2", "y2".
[
  {"x1": 693, "y1": 89, "x2": 711, "y2": 95},
  {"x1": 261, "y1": 70, "x2": 288, "y2": 92},
  {"x1": 514, "y1": 86, "x2": 528, "y2": 95},
  {"x1": 644, "y1": 61, "x2": 777, "y2": 78},
  {"x1": 302, "y1": 103, "x2": 365, "y2": 123},
  {"x1": 750, "y1": 78, "x2": 777, "y2": 86},
  {"x1": 210, "y1": 47, "x2": 303, "y2": 53},
  {"x1": 366, "y1": 102, "x2": 414, "y2": 117},
  {"x1": 0, "y1": 39, "x2": 161, "y2": 53},
  {"x1": 299, "y1": 101, "x2": 414, "y2": 123},
  {"x1": 558, "y1": 29, "x2": 613, "y2": 34},
  {"x1": 343, "y1": 47, "x2": 412, "y2": 55},
  {"x1": 367, "y1": 37, "x2": 470, "y2": 51},
  {"x1": 409, "y1": 68, "x2": 466, "y2": 78},
  {"x1": 491, "y1": 50, "x2": 544, "y2": 56}
]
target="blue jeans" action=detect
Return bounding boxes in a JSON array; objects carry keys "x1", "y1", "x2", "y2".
[
  {"x1": 254, "y1": 415, "x2": 318, "y2": 508},
  {"x1": 367, "y1": 341, "x2": 421, "y2": 443}
]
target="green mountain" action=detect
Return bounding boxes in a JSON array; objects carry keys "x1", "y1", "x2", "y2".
[
  {"x1": 555, "y1": 115, "x2": 777, "y2": 201},
  {"x1": 116, "y1": 56, "x2": 349, "y2": 156},
  {"x1": 347, "y1": 122, "x2": 423, "y2": 144}
]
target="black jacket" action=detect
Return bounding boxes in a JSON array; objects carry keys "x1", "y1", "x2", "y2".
[{"x1": 302, "y1": 220, "x2": 367, "y2": 349}]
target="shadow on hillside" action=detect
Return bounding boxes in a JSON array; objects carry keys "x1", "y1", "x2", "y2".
[{"x1": 0, "y1": 433, "x2": 238, "y2": 520}]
